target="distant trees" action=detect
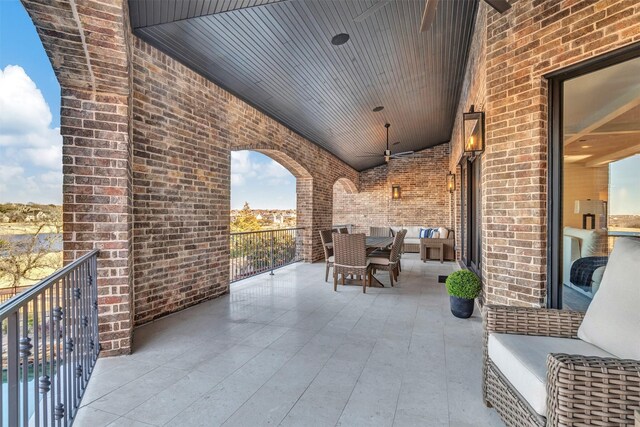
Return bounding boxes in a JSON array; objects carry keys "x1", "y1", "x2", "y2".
[
  {"x1": 231, "y1": 202, "x2": 262, "y2": 232},
  {"x1": 0, "y1": 211, "x2": 63, "y2": 292}
]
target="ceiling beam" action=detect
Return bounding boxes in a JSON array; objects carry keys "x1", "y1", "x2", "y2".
[
  {"x1": 564, "y1": 93, "x2": 640, "y2": 147},
  {"x1": 420, "y1": 0, "x2": 439, "y2": 32},
  {"x1": 585, "y1": 142, "x2": 640, "y2": 167}
]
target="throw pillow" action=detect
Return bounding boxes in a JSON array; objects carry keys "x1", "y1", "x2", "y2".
[{"x1": 577, "y1": 237, "x2": 640, "y2": 359}]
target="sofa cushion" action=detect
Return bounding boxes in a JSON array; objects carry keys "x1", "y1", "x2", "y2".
[
  {"x1": 488, "y1": 333, "x2": 614, "y2": 416},
  {"x1": 438, "y1": 227, "x2": 448, "y2": 239},
  {"x1": 563, "y1": 226, "x2": 605, "y2": 258},
  {"x1": 404, "y1": 226, "x2": 421, "y2": 238},
  {"x1": 404, "y1": 238, "x2": 420, "y2": 245},
  {"x1": 578, "y1": 237, "x2": 640, "y2": 359}
]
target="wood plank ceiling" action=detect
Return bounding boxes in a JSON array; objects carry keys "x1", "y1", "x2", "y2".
[{"x1": 129, "y1": 0, "x2": 478, "y2": 170}]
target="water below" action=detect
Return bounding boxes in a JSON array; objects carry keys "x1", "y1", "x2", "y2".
[{"x1": 0, "y1": 233, "x2": 63, "y2": 254}]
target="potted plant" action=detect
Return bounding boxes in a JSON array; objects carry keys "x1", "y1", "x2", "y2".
[{"x1": 445, "y1": 270, "x2": 481, "y2": 318}]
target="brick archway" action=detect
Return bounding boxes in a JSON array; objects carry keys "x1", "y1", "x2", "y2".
[
  {"x1": 231, "y1": 148, "x2": 315, "y2": 262},
  {"x1": 334, "y1": 177, "x2": 358, "y2": 194}
]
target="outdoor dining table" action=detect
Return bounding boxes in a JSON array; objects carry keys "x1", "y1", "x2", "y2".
[
  {"x1": 325, "y1": 236, "x2": 395, "y2": 287},
  {"x1": 324, "y1": 236, "x2": 394, "y2": 251}
]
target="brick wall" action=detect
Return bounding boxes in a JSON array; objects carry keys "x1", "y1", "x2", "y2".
[
  {"x1": 131, "y1": 38, "x2": 359, "y2": 326},
  {"x1": 480, "y1": 0, "x2": 640, "y2": 306},
  {"x1": 333, "y1": 144, "x2": 452, "y2": 233}
]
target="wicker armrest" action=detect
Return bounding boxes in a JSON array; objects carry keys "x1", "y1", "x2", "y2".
[
  {"x1": 484, "y1": 305, "x2": 585, "y2": 338},
  {"x1": 546, "y1": 354, "x2": 640, "y2": 425}
]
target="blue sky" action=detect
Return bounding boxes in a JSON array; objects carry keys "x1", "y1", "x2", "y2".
[
  {"x1": 1, "y1": 0, "x2": 62, "y2": 204},
  {"x1": 610, "y1": 154, "x2": 640, "y2": 215},
  {"x1": 231, "y1": 151, "x2": 296, "y2": 210}
]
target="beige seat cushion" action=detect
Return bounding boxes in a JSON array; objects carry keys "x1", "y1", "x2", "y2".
[
  {"x1": 368, "y1": 256, "x2": 392, "y2": 266},
  {"x1": 404, "y1": 238, "x2": 420, "y2": 245},
  {"x1": 488, "y1": 333, "x2": 614, "y2": 416},
  {"x1": 578, "y1": 237, "x2": 640, "y2": 359}
]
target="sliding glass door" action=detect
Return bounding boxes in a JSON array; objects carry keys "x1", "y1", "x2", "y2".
[{"x1": 548, "y1": 47, "x2": 640, "y2": 310}]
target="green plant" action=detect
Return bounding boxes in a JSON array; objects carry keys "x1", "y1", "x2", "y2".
[{"x1": 445, "y1": 270, "x2": 481, "y2": 300}]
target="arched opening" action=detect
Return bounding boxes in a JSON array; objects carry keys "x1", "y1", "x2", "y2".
[
  {"x1": 332, "y1": 177, "x2": 359, "y2": 233},
  {"x1": 0, "y1": 3, "x2": 63, "y2": 296},
  {"x1": 230, "y1": 149, "x2": 313, "y2": 282}
]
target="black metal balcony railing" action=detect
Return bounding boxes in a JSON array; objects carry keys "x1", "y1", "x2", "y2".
[
  {"x1": 230, "y1": 228, "x2": 304, "y2": 282},
  {"x1": 1, "y1": 249, "x2": 100, "y2": 426}
]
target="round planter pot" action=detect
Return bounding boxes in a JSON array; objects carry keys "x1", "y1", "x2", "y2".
[{"x1": 449, "y1": 295, "x2": 474, "y2": 319}]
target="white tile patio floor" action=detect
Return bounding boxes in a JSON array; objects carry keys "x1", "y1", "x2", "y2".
[{"x1": 74, "y1": 254, "x2": 503, "y2": 427}]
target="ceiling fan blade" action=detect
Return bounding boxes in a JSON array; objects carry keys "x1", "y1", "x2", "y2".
[
  {"x1": 484, "y1": 0, "x2": 511, "y2": 13},
  {"x1": 356, "y1": 155, "x2": 383, "y2": 158},
  {"x1": 391, "y1": 151, "x2": 415, "y2": 157},
  {"x1": 420, "y1": 0, "x2": 439, "y2": 32},
  {"x1": 353, "y1": 0, "x2": 391, "y2": 23}
]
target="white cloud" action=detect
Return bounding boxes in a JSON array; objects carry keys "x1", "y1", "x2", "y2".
[
  {"x1": 231, "y1": 150, "x2": 294, "y2": 186},
  {"x1": 0, "y1": 65, "x2": 62, "y2": 204},
  {"x1": 0, "y1": 65, "x2": 52, "y2": 137}
]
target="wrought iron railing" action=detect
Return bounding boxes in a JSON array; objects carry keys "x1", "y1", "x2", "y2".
[
  {"x1": 1, "y1": 249, "x2": 99, "y2": 426},
  {"x1": 0, "y1": 286, "x2": 33, "y2": 306},
  {"x1": 230, "y1": 228, "x2": 303, "y2": 282}
]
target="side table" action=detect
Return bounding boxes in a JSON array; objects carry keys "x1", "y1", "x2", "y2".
[{"x1": 420, "y1": 239, "x2": 444, "y2": 263}]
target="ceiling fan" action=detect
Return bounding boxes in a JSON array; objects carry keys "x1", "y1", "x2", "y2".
[
  {"x1": 420, "y1": 0, "x2": 511, "y2": 32},
  {"x1": 353, "y1": 0, "x2": 511, "y2": 31},
  {"x1": 358, "y1": 123, "x2": 414, "y2": 163}
]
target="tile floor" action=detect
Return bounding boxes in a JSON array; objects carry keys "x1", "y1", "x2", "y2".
[{"x1": 74, "y1": 254, "x2": 503, "y2": 426}]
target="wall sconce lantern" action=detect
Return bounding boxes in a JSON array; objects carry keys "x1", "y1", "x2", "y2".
[
  {"x1": 463, "y1": 105, "x2": 485, "y2": 156},
  {"x1": 447, "y1": 172, "x2": 456, "y2": 193},
  {"x1": 392, "y1": 185, "x2": 401, "y2": 200}
]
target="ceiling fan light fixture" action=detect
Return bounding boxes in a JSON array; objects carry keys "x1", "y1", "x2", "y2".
[{"x1": 331, "y1": 33, "x2": 350, "y2": 46}]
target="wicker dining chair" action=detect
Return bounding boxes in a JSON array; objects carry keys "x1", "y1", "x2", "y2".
[
  {"x1": 318, "y1": 229, "x2": 334, "y2": 282},
  {"x1": 370, "y1": 228, "x2": 406, "y2": 274},
  {"x1": 332, "y1": 233, "x2": 372, "y2": 293},
  {"x1": 369, "y1": 226, "x2": 391, "y2": 237},
  {"x1": 368, "y1": 229, "x2": 406, "y2": 287}
]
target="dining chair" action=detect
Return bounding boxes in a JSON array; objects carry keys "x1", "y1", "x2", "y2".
[
  {"x1": 370, "y1": 228, "x2": 406, "y2": 274},
  {"x1": 369, "y1": 226, "x2": 391, "y2": 237},
  {"x1": 332, "y1": 233, "x2": 372, "y2": 293},
  {"x1": 368, "y1": 229, "x2": 406, "y2": 286},
  {"x1": 318, "y1": 229, "x2": 334, "y2": 282}
]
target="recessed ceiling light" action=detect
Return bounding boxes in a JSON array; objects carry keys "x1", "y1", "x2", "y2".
[
  {"x1": 581, "y1": 145, "x2": 591, "y2": 148},
  {"x1": 373, "y1": 106, "x2": 384, "y2": 112},
  {"x1": 331, "y1": 33, "x2": 350, "y2": 46}
]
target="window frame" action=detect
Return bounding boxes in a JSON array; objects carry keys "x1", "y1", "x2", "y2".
[{"x1": 545, "y1": 42, "x2": 640, "y2": 309}]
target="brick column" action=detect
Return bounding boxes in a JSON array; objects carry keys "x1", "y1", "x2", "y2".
[{"x1": 61, "y1": 89, "x2": 133, "y2": 355}]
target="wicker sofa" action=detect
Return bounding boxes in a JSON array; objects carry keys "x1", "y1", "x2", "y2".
[
  {"x1": 389, "y1": 226, "x2": 455, "y2": 259},
  {"x1": 483, "y1": 237, "x2": 640, "y2": 426}
]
